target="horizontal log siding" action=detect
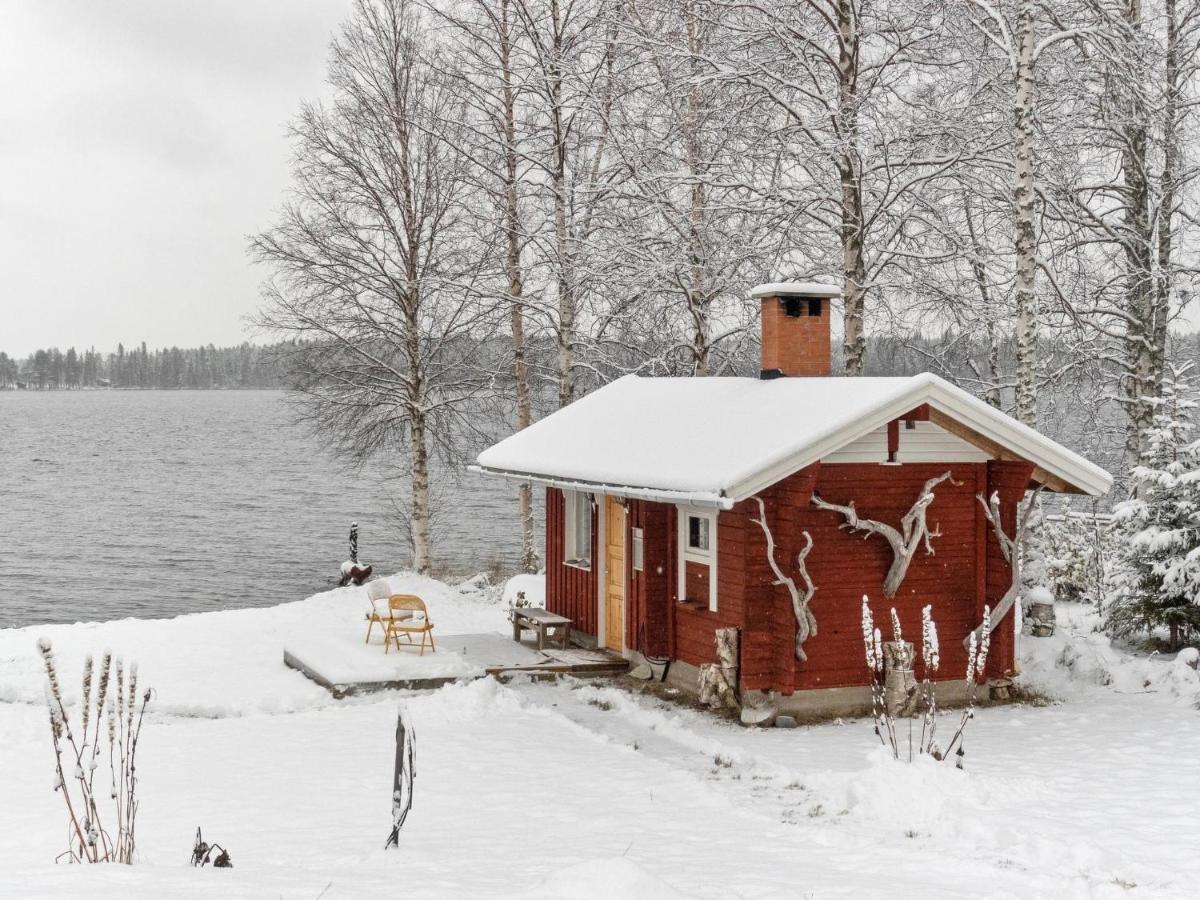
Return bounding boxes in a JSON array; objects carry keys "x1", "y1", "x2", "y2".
[
  {"x1": 736, "y1": 462, "x2": 991, "y2": 693},
  {"x1": 545, "y1": 487, "x2": 598, "y2": 638},
  {"x1": 633, "y1": 459, "x2": 1017, "y2": 696},
  {"x1": 671, "y1": 504, "x2": 744, "y2": 669},
  {"x1": 983, "y1": 460, "x2": 1033, "y2": 679}
]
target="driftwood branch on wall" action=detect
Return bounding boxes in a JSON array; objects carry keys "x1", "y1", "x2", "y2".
[
  {"x1": 750, "y1": 497, "x2": 817, "y2": 662},
  {"x1": 811, "y1": 471, "x2": 957, "y2": 598},
  {"x1": 966, "y1": 487, "x2": 1042, "y2": 647}
]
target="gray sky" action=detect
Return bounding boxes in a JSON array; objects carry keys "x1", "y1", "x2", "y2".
[{"x1": 0, "y1": 0, "x2": 353, "y2": 358}]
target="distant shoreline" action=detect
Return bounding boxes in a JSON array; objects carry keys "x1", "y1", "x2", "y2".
[{"x1": 0, "y1": 385, "x2": 284, "y2": 392}]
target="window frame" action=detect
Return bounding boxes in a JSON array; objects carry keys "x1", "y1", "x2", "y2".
[
  {"x1": 677, "y1": 505, "x2": 718, "y2": 610},
  {"x1": 563, "y1": 490, "x2": 593, "y2": 570},
  {"x1": 631, "y1": 527, "x2": 644, "y2": 572}
]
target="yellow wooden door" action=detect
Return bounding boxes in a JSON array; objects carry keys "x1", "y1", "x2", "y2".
[{"x1": 605, "y1": 495, "x2": 626, "y2": 650}]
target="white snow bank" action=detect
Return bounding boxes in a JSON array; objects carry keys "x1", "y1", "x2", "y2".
[
  {"x1": 5, "y1": 577, "x2": 1200, "y2": 897},
  {"x1": 529, "y1": 858, "x2": 683, "y2": 899},
  {"x1": 0, "y1": 571, "x2": 509, "y2": 717},
  {"x1": 502, "y1": 572, "x2": 546, "y2": 607},
  {"x1": 1020, "y1": 603, "x2": 1200, "y2": 707}
]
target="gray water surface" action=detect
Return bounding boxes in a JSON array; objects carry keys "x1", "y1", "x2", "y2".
[{"x1": 0, "y1": 391, "x2": 539, "y2": 628}]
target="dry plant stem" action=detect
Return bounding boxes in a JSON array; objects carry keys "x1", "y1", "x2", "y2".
[
  {"x1": 40, "y1": 641, "x2": 149, "y2": 865},
  {"x1": 41, "y1": 643, "x2": 102, "y2": 862},
  {"x1": 750, "y1": 497, "x2": 817, "y2": 660},
  {"x1": 943, "y1": 609, "x2": 990, "y2": 764},
  {"x1": 48, "y1": 725, "x2": 91, "y2": 861},
  {"x1": 812, "y1": 471, "x2": 957, "y2": 597}
]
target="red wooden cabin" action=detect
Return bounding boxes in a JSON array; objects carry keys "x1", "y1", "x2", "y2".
[{"x1": 475, "y1": 283, "x2": 1111, "y2": 716}]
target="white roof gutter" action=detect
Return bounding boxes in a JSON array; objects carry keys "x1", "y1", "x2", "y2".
[{"x1": 467, "y1": 465, "x2": 734, "y2": 509}]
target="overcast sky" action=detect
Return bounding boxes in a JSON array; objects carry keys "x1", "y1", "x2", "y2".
[{"x1": 0, "y1": 0, "x2": 354, "y2": 358}]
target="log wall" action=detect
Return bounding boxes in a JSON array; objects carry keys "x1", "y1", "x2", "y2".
[
  {"x1": 545, "y1": 487, "x2": 599, "y2": 638},
  {"x1": 547, "y1": 458, "x2": 1025, "y2": 694}
]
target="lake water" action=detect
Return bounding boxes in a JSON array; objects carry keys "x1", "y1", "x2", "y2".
[{"x1": 0, "y1": 391, "x2": 541, "y2": 628}]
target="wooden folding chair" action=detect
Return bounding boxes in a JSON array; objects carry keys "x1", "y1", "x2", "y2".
[
  {"x1": 364, "y1": 580, "x2": 394, "y2": 644},
  {"x1": 384, "y1": 595, "x2": 436, "y2": 655}
]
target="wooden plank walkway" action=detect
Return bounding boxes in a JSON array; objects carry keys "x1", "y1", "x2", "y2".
[{"x1": 284, "y1": 632, "x2": 627, "y2": 698}]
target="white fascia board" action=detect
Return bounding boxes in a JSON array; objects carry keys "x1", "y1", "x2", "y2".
[
  {"x1": 724, "y1": 384, "x2": 933, "y2": 501},
  {"x1": 923, "y1": 381, "x2": 1113, "y2": 497},
  {"x1": 467, "y1": 465, "x2": 735, "y2": 509},
  {"x1": 726, "y1": 376, "x2": 1113, "y2": 502}
]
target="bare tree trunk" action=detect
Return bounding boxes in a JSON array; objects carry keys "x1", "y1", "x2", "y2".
[
  {"x1": 500, "y1": 0, "x2": 538, "y2": 571},
  {"x1": 406, "y1": 319, "x2": 433, "y2": 574},
  {"x1": 548, "y1": 0, "x2": 576, "y2": 408},
  {"x1": 1012, "y1": 0, "x2": 1039, "y2": 428},
  {"x1": 1155, "y1": 0, "x2": 1180, "y2": 388},
  {"x1": 1120, "y1": 0, "x2": 1159, "y2": 464},
  {"x1": 684, "y1": 0, "x2": 711, "y2": 377},
  {"x1": 964, "y1": 197, "x2": 1003, "y2": 408},
  {"x1": 837, "y1": 0, "x2": 867, "y2": 377},
  {"x1": 1119, "y1": 0, "x2": 1180, "y2": 466}
]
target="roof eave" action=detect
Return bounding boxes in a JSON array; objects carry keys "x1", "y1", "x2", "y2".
[
  {"x1": 468, "y1": 465, "x2": 735, "y2": 509},
  {"x1": 924, "y1": 381, "x2": 1112, "y2": 497}
]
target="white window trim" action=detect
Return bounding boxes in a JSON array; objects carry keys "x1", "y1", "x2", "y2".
[
  {"x1": 564, "y1": 490, "x2": 592, "y2": 570},
  {"x1": 677, "y1": 504, "x2": 718, "y2": 611}
]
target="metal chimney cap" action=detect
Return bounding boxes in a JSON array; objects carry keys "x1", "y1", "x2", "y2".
[{"x1": 750, "y1": 281, "x2": 841, "y2": 299}]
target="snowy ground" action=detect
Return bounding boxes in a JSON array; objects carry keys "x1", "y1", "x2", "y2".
[{"x1": 2, "y1": 578, "x2": 1198, "y2": 898}]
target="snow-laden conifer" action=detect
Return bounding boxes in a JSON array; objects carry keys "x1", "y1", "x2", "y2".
[{"x1": 1108, "y1": 366, "x2": 1200, "y2": 649}]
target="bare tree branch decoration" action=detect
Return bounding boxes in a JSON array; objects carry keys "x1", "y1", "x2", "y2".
[
  {"x1": 966, "y1": 486, "x2": 1044, "y2": 647},
  {"x1": 750, "y1": 497, "x2": 817, "y2": 662},
  {"x1": 811, "y1": 471, "x2": 958, "y2": 598}
]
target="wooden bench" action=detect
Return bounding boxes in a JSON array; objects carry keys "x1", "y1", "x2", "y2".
[{"x1": 511, "y1": 608, "x2": 572, "y2": 651}]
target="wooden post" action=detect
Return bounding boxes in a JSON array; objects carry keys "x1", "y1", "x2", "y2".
[
  {"x1": 698, "y1": 628, "x2": 740, "y2": 711},
  {"x1": 385, "y1": 707, "x2": 415, "y2": 849},
  {"x1": 882, "y1": 641, "x2": 918, "y2": 717}
]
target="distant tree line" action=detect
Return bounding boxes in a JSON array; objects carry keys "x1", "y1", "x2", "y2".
[{"x1": 0, "y1": 342, "x2": 285, "y2": 390}]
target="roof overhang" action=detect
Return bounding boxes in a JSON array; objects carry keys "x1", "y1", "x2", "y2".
[
  {"x1": 466, "y1": 465, "x2": 734, "y2": 509},
  {"x1": 471, "y1": 373, "x2": 1113, "y2": 505}
]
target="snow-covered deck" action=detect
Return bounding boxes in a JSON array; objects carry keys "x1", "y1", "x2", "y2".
[{"x1": 283, "y1": 631, "x2": 627, "y2": 697}]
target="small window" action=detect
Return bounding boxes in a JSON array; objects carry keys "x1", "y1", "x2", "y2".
[
  {"x1": 678, "y1": 506, "x2": 718, "y2": 610},
  {"x1": 563, "y1": 490, "x2": 592, "y2": 569},
  {"x1": 632, "y1": 528, "x2": 644, "y2": 572}
]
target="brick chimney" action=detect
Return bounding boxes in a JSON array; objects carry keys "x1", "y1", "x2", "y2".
[{"x1": 751, "y1": 282, "x2": 840, "y2": 379}]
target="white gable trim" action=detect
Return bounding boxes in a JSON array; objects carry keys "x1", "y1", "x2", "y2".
[
  {"x1": 723, "y1": 375, "x2": 1110, "y2": 501},
  {"x1": 823, "y1": 420, "x2": 991, "y2": 464}
]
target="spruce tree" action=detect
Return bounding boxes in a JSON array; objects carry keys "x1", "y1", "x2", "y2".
[{"x1": 1108, "y1": 365, "x2": 1200, "y2": 650}]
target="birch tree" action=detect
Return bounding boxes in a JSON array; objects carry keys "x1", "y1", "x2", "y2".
[
  {"x1": 597, "y1": 0, "x2": 784, "y2": 377},
  {"x1": 428, "y1": 0, "x2": 542, "y2": 570},
  {"x1": 1043, "y1": 0, "x2": 1200, "y2": 464},
  {"x1": 252, "y1": 0, "x2": 499, "y2": 573},
  {"x1": 708, "y1": 0, "x2": 960, "y2": 376},
  {"x1": 956, "y1": 0, "x2": 1101, "y2": 427},
  {"x1": 510, "y1": 0, "x2": 617, "y2": 405}
]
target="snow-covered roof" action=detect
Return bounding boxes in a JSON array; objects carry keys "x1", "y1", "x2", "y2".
[{"x1": 473, "y1": 373, "x2": 1112, "y2": 507}]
